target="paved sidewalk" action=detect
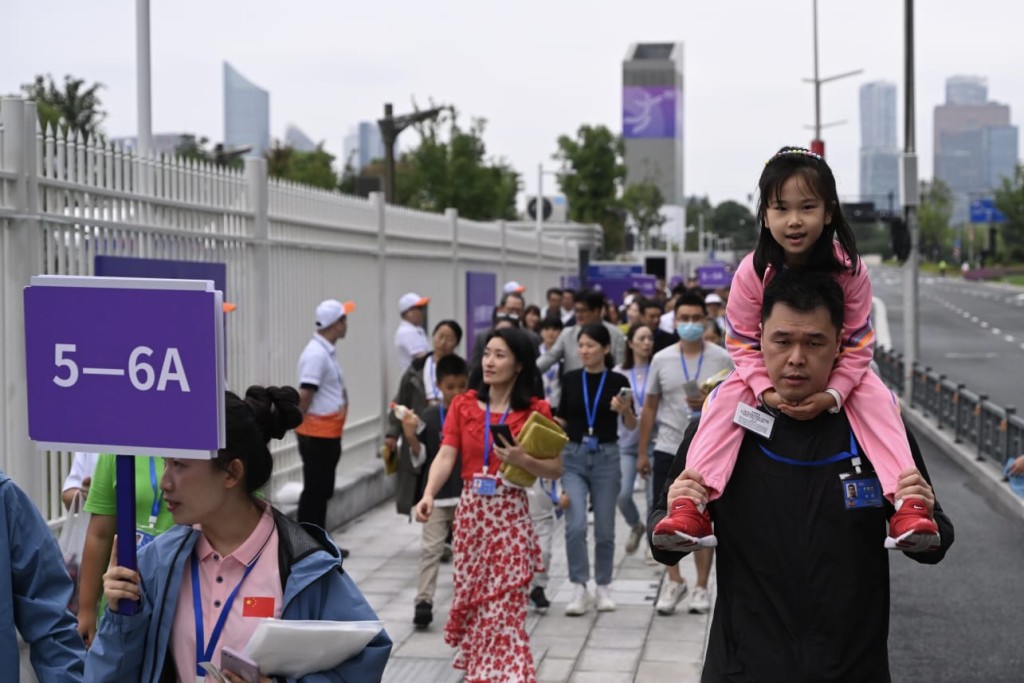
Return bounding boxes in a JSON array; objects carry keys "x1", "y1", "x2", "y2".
[{"x1": 332, "y1": 488, "x2": 712, "y2": 683}]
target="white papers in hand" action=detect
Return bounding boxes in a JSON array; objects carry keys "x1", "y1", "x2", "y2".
[{"x1": 245, "y1": 619, "x2": 383, "y2": 678}]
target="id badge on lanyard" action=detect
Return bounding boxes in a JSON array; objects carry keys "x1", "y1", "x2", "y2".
[
  {"x1": 582, "y1": 370, "x2": 608, "y2": 454},
  {"x1": 839, "y1": 442, "x2": 883, "y2": 509},
  {"x1": 477, "y1": 403, "x2": 510, "y2": 496}
]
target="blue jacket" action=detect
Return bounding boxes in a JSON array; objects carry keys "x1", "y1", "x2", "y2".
[
  {"x1": 0, "y1": 473, "x2": 85, "y2": 682},
  {"x1": 85, "y1": 508, "x2": 391, "y2": 682}
]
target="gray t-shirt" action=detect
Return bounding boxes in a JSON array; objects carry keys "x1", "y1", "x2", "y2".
[{"x1": 647, "y1": 342, "x2": 733, "y2": 455}]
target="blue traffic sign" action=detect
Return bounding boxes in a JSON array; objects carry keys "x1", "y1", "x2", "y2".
[{"x1": 969, "y1": 198, "x2": 1007, "y2": 224}]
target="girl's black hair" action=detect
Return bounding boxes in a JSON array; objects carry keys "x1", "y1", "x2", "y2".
[
  {"x1": 432, "y1": 319, "x2": 464, "y2": 345},
  {"x1": 577, "y1": 322, "x2": 615, "y2": 370},
  {"x1": 216, "y1": 385, "x2": 303, "y2": 494},
  {"x1": 476, "y1": 327, "x2": 540, "y2": 411},
  {"x1": 753, "y1": 146, "x2": 860, "y2": 278},
  {"x1": 621, "y1": 321, "x2": 651, "y2": 370}
]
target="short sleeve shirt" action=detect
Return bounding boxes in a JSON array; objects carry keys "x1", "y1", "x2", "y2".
[
  {"x1": 83, "y1": 454, "x2": 175, "y2": 532},
  {"x1": 297, "y1": 334, "x2": 347, "y2": 416},
  {"x1": 647, "y1": 342, "x2": 733, "y2": 454},
  {"x1": 62, "y1": 452, "x2": 99, "y2": 493},
  {"x1": 395, "y1": 320, "x2": 430, "y2": 373},
  {"x1": 442, "y1": 390, "x2": 553, "y2": 479}
]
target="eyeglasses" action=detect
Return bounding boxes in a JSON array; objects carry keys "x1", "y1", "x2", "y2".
[{"x1": 495, "y1": 313, "x2": 520, "y2": 322}]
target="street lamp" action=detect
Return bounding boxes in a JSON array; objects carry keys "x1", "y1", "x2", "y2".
[
  {"x1": 803, "y1": 0, "x2": 862, "y2": 156},
  {"x1": 377, "y1": 103, "x2": 448, "y2": 204}
]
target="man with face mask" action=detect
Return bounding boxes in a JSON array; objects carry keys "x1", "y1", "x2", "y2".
[{"x1": 637, "y1": 291, "x2": 733, "y2": 616}]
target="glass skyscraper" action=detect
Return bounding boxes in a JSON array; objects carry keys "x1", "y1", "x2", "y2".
[
  {"x1": 859, "y1": 81, "x2": 900, "y2": 211},
  {"x1": 223, "y1": 62, "x2": 270, "y2": 157}
]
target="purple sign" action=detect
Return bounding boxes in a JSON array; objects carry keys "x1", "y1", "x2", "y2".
[
  {"x1": 465, "y1": 272, "x2": 496, "y2": 361},
  {"x1": 589, "y1": 275, "x2": 657, "y2": 306},
  {"x1": 697, "y1": 263, "x2": 733, "y2": 289},
  {"x1": 95, "y1": 256, "x2": 227, "y2": 296},
  {"x1": 623, "y1": 86, "x2": 678, "y2": 139},
  {"x1": 24, "y1": 277, "x2": 225, "y2": 458}
]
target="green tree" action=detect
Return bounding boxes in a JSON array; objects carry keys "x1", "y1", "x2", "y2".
[
  {"x1": 621, "y1": 181, "x2": 666, "y2": 250},
  {"x1": 919, "y1": 178, "x2": 954, "y2": 260},
  {"x1": 22, "y1": 74, "x2": 105, "y2": 140},
  {"x1": 266, "y1": 142, "x2": 338, "y2": 190},
  {"x1": 554, "y1": 125, "x2": 627, "y2": 256},
  {"x1": 994, "y1": 163, "x2": 1024, "y2": 260},
  {"x1": 685, "y1": 195, "x2": 714, "y2": 251},
  {"x1": 711, "y1": 200, "x2": 758, "y2": 251},
  {"x1": 391, "y1": 110, "x2": 519, "y2": 220}
]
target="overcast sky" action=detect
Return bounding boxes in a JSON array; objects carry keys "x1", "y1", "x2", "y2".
[{"x1": 3, "y1": 0, "x2": 1020, "y2": 209}]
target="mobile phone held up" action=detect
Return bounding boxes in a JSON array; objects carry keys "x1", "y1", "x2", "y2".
[
  {"x1": 489, "y1": 423, "x2": 514, "y2": 448},
  {"x1": 617, "y1": 387, "x2": 634, "y2": 402}
]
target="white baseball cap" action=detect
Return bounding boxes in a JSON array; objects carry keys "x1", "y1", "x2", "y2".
[
  {"x1": 399, "y1": 292, "x2": 430, "y2": 314},
  {"x1": 705, "y1": 293, "x2": 723, "y2": 305},
  {"x1": 503, "y1": 280, "x2": 526, "y2": 294},
  {"x1": 315, "y1": 299, "x2": 356, "y2": 328}
]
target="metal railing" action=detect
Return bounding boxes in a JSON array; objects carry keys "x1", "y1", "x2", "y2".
[{"x1": 875, "y1": 347, "x2": 1023, "y2": 468}]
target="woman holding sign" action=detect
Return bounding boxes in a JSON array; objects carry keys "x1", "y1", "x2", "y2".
[
  {"x1": 414, "y1": 328, "x2": 561, "y2": 683},
  {"x1": 85, "y1": 386, "x2": 391, "y2": 683}
]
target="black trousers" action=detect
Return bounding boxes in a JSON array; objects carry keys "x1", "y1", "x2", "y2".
[
  {"x1": 296, "y1": 434, "x2": 342, "y2": 529},
  {"x1": 651, "y1": 449, "x2": 677, "y2": 514}
]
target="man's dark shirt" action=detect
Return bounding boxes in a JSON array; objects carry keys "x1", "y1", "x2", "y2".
[
  {"x1": 648, "y1": 411, "x2": 954, "y2": 682},
  {"x1": 653, "y1": 328, "x2": 679, "y2": 354}
]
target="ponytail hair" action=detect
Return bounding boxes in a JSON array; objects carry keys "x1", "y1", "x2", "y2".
[{"x1": 218, "y1": 385, "x2": 304, "y2": 494}]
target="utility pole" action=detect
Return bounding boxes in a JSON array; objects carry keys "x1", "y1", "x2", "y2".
[
  {"x1": 804, "y1": 0, "x2": 862, "y2": 156},
  {"x1": 377, "y1": 103, "x2": 446, "y2": 204},
  {"x1": 901, "y1": 0, "x2": 920, "y2": 403},
  {"x1": 135, "y1": 0, "x2": 152, "y2": 157}
]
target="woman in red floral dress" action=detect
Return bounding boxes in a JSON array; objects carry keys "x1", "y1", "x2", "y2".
[{"x1": 415, "y1": 328, "x2": 563, "y2": 682}]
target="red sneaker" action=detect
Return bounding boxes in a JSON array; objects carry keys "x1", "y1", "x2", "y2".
[
  {"x1": 651, "y1": 498, "x2": 718, "y2": 552},
  {"x1": 884, "y1": 498, "x2": 941, "y2": 552}
]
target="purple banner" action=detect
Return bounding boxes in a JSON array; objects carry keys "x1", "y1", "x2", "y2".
[
  {"x1": 25, "y1": 283, "x2": 223, "y2": 456},
  {"x1": 589, "y1": 275, "x2": 657, "y2": 306},
  {"x1": 623, "y1": 86, "x2": 678, "y2": 139},
  {"x1": 95, "y1": 256, "x2": 227, "y2": 296},
  {"x1": 465, "y1": 272, "x2": 496, "y2": 361},
  {"x1": 697, "y1": 263, "x2": 733, "y2": 289}
]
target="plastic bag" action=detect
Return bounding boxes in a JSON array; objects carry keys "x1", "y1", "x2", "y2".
[{"x1": 58, "y1": 492, "x2": 91, "y2": 615}]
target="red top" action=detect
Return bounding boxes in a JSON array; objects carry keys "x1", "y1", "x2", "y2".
[{"x1": 442, "y1": 389, "x2": 553, "y2": 479}]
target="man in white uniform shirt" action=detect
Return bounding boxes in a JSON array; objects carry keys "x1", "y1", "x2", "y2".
[
  {"x1": 296, "y1": 298, "x2": 354, "y2": 543},
  {"x1": 395, "y1": 292, "x2": 430, "y2": 373},
  {"x1": 637, "y1": 291, "x2": 733, "y2": 616}
]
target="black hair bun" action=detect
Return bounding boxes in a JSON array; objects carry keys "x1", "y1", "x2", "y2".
[{"x1": 244, "y1": 385, "x2": 303, "y2": 443}]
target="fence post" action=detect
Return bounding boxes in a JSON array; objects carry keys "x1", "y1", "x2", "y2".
[
  {"x1": 372, "y1": 192, "x2": 388, "y2": 441},
  {"x1": 1003, "y1": 406, "x2": 1016, "y2": 466},
  {"x1": 499, "y1": 219, "x2": 508, "y2": 284},
  {"x1": 0, "y1": 98, "x2": 45, "y2": 506},
  {"x1": 246, "y1": 157, "x2": 271, "y2": 385},
  {"x1": 976, "y1": 395, "x2": 988, "y2": 461},
  {"x1": 953, "y1": 383, "x2": 964, "y2": 443},
  {"x1": 936, "y1": 374, "x2": 945, "y2": 429},
  {"x1": 448, "y1": 208, "x2": 459, "y2": 323}
]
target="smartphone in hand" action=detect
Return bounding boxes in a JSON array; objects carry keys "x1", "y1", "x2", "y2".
[
  {"x1": 683, "y1": 380, "x2": 702, "y2": 400},
  {"x1": 617, "y1": 387, "x2": 634, "y2": 402},
  {"x1": 489, "y1": 423, "x2": 514, "y2": 447},
  {"x1": 220, "y1": 646, "x2": 260, "y2": 683}
]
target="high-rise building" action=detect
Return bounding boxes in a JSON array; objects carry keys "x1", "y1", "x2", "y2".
[
  {"x1": 934, "y1": 75, "x2": 1018, "y2": 223},
  {"x1": 859, "y1": 81, "x2": 900, "y2": 211},
  {"x1": 111, "y1": 133, "x2": 191, "y2": 157},
  {"x1": 284, "y1": 124, "x2": 317, "y2": 152},
  {"x1": 223, "y1": 62, "x2": 270, "y2": 157},
  {"x1": 343, "y1": 122, "x2": 385, "y2": 171},
  {"x1": 622, "y1": 42, "x2": 685, "y2": 206}
]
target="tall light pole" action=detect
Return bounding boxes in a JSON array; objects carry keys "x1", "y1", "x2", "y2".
[
  {"x1": 901, "y1": 0, "x2": 920, "y2": 403},
  {"x1": 804, "y1": 0, "x2": 862, "y2": 156},
  {"x1": 136, "y1": 0, "x2": 152, "y2": 157},
  {"x1": 377, "y1": 103, "x2": 446, "y2": 204}
]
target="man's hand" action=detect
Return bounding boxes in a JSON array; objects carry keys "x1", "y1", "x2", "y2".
[
  {"x1": 894, "y1": 467, "x2": 935, "y2": 515},
  {"x1": 1008, "y1": 455, "x2": 1024, "y2": 476},
  {"x1": 636, "y1": 451, "x2": 651, "y2": 478},
  {"x1": 778, "y1": 391, "x2": 834, "y2": 420},
  {"x1": 666, "y1": 468, "x2": 709, "y2": 509},
  {"x1": 685, "y1": 395, "x2": 704, "y2": 411}
]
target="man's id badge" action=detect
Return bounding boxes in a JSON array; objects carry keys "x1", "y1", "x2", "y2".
[
  {"x1": 840, "y1": 473, "x2": 884, "y2": 509},
  {"x1": 582, "y1": 435, "x2": 599, "y2": 453},
  {"x1": 733, "y1": 403, "x2": 775, "y2": 439},
  {"x1": 472, "y1": 473, "x2": 498, "y2": 496}
]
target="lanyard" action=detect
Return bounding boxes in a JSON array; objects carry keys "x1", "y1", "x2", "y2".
[
  {"x1": 757, "y1": 432, "x2": 859, "y2": 467},
  {"x1": 482, "y1": 403, "x2": 511, "y2": 471},
  {"x1": 680, "y1": 344, "x2": 705, "y2": 383},
  {"x1": 630, "y1": 365, "x2": 648, "y2": 407},
  {"x1": 147, "y1": 457, "x2": 162, "y2": 526},
  {"x1": 439, "y1": 401, "x2": 447, "y2": 430},
  {"x1": 192, "y1": 553, "x2": 257, "y2": 676},
  {"x1": 582, "y1": 370, "x2": 609, "y2": 436},
  {"x1": 426, "y1": 356, "x2": 440, "y2": 403}
]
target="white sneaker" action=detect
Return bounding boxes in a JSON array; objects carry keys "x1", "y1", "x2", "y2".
[
  {"x1": 688, "y1": 585, "x2": 710, "y2": 614},
  {"x1": 644, "y1": 544, "x2": 658, "y2": 566},
  {"x1": 595, "y1": 585, "x2": 616, "y2": 612},
  {"x1": 655, "y1": 579, "x2": 688, "y2": 616},
  {"x1": 625, "y1": 522, "x2": 645, "y2": 554},
  {"x1": 564, "y1": 583, "x2": 590, "y2": 616}
]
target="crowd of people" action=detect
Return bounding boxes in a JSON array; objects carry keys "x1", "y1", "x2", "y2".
[{"x1": 0, "y1": 146, "x2": 956, "y2": 683}]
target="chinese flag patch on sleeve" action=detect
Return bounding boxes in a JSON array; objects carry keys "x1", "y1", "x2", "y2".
[{"x1": 242, "y1": 596, "x2": 275, "y2": 618}]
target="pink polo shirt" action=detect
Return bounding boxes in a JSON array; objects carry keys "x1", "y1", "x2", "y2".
[{"x1": 171, "y1": 503, "x2": 284, "y2": 681}]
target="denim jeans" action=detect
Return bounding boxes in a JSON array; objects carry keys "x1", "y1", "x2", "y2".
[
  {"x1": 617, "y1": 443, "x2": 654, "y2": 528},
  {"x1": 561, "y1": 440, "x2": 622, "y2": 586}
]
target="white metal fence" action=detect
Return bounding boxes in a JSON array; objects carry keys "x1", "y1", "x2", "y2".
[{"x1": 0, "y1": 97, "x2": 586, "y2": 526}]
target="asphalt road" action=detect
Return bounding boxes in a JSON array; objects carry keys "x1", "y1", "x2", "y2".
[
  {"x1": 872, "y1": 266, "x2": 1024, "y2": 408},
  {"x1": 889, "y1": 423, "x2": 1024, "y2": 682}
]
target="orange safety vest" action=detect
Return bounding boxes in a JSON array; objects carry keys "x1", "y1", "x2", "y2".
[{"x1": 295, "y1": 404, "x2": 348, "y2": 439}]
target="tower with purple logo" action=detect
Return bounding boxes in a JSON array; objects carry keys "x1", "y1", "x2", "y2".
[{"x1": 622, "y1": 43, "x2": 685, "y2": 206}]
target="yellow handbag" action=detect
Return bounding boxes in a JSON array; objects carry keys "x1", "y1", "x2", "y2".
[{"x1": 500, "y1": 412, "x2": 568, "y2": 487}]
